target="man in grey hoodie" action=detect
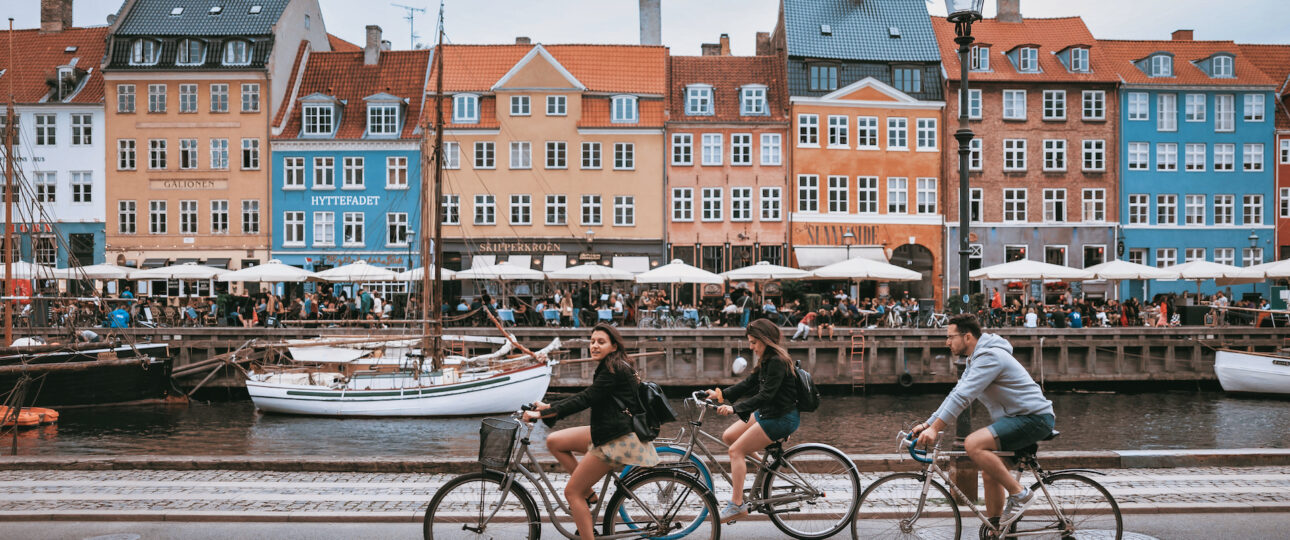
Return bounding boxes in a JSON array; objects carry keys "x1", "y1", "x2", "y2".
[{"x1": 912, "y1": 313, "x2": 1055, "y2": 529}]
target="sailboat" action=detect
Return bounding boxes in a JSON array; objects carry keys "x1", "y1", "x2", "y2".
[{"x1": 244, "y1": 7, "x2": 560, "y2": 417}]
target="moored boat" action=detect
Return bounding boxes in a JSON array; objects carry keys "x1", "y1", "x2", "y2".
[{"x1": 1215, "y1": 349, "x2": 1290, "y2": 395}]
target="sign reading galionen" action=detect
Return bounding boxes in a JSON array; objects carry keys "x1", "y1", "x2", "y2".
[{"x1": 150, "y1": 179, "x2": 229, "y2": 190}]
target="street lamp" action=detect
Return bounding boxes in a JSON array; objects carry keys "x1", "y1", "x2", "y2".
[
  {"x1": 945, "y1": 0, "x2": 984, "y2": 504},
  {"x1": 405, "y1": 229, "x2": 417, "y2": 316},
  {"x1": 1249, "y1": 230, "x2": 1259, "y2": 249},
  {"x1": 842, "y1": 230, "x2": 855, "y2": 260}
]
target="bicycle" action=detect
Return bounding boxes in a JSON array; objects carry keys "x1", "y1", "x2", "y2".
[
  {"x1": 925, "y1": 312, "x2": 949, "y2": 329},
  {"x1": 852, "y1": 430, "x2": 1122, "y2": 539},
  {"x1": 625, "y1": 391, "x2": 860, "y2": 540},
  {"x1": 423, "y1": 405, "x2": 722, "y2": 539}
]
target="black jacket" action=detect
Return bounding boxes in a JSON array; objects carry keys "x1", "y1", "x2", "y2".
[
  {"x1": 545, "y1": 359, "x2": 640, "y2": 446},
  {"x1": 723, "y1": 355, "x2": 798, "y2": 422}
]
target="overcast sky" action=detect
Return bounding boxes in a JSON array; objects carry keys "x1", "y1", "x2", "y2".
[{"x1": 8, "y1": 0, "x2": 1290, "y2": 55}]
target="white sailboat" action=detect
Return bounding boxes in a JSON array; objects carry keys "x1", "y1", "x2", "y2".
[{"x1": 1214, "y1": 349, "x2": 1290, "y2": 395}]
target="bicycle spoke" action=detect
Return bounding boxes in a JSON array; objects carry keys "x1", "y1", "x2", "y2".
[
  {"x1": 762, "y1": 446, "x2": 860, "y2": 539},
  {"x1": 424, "y1": 473, "x2": 538, "y2": 540},
  {"x1": 1012, "y1": 473, "x2": 1122, "y2": 540},
  {"x1": 854, "y1": 473, "x2": 961, "y2": 540},
  {"x1": 604, "y1": 472, "x2": 718, "y2": 540}
]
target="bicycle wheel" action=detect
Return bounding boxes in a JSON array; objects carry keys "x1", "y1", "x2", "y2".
[
  {"x1": 602, "y1": 468, "x2": 721, "y2": 540},
  {"x1": 1012, "y1": 473, "x2": 1122, "y2": 540},
  {"x1": 852, "y1": 472, "x2": 961, "y2": 540},
  {"x1": 423, "y1": 471, "x2": 540, "y2": 540},
  {"x1": 758, "y1": 443, "x2": 860, "y2": 540}
]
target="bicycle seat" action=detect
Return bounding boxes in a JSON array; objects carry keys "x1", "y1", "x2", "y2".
[{"x1": 1011, "y1": 431, "x2": 1058, "y2": 459}]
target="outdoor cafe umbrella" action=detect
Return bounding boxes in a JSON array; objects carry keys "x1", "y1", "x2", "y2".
[
  {"x1": 0, "y1": 260, "x2": 58, "y2": 280},
  {"x1": 395, "y1": 266, "x2": 458, "y2": 282},
  {"x1": 314, "y1": 260, "x2": 401, "y2": 283},
  {"x1": 1168, "y1": 260, "x2": 1260, "y2": 293},
  {"x1": 454, "y1": 262, "x2": 546, "y2": 281},
  {"x1": 128, "y1": 262, "x2": 228, "y2": 280},
  {"x1": 52, "y1": 263, "x2": 132, "y2": 280},
  {"x1": 217, "y1": 259, "x2": 318, "y2": 283},
  {"x1": 545, "y1": 263, "x2": 635, "y2": 281},
  {"x1": 968, "y1": 259, "x2": 1095, "y2": 281},
  {"x1": 1242, "y1": 258, "x2": 1290, "y2": 279},
  {"x1": 808, "y1": 256, "x2": 922, "y2": 281},
  {"x1": 1083, "y1": 259, "x2": 1179, "y2": 300},
  {"x1": 721, "y1": 261, "x2": 811, "y2": 281},
  {"x1": 634, "y1": 259, "x2": 724, "y2": 285}
]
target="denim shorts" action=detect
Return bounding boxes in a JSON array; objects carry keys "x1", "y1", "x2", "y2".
[
  {"x1": 754, "y1": 409, "x2": 801, "y2": 441},
  {"x1": 988, "y1": 413, "x2": 1056, "y2": 451}
]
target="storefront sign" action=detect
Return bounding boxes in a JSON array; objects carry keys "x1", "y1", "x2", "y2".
[
  {"x1": 151, "y1": 179, "x2": 228, "y2": 190},
  {"x1": 310, "y1": 195, "x2": 382, "y2": 206},
  {"x1": 476, "y1": 241, "x2": 563, "y2": 253},
  {"x1": 578, "y1": 252, "x2": 602, "y2": 261},
  {"x1": 319, "y1": 254, "x2": 408, "y2": 267},
  {"x1": 797, "y1": 224, "x2": 880, "y2": 245}
]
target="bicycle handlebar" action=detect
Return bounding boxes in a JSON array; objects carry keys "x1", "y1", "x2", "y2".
[
  {"x1": 899, "y1": 430, "x2": 935, "y2": 464},
  {"x1": 689, "y1": 390, "x2": 720, "y2": 409}
]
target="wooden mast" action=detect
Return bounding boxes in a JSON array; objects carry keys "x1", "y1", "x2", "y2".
[
  {"x1": 421, "y1": 4, "x2": 447, "y2": 370},
  {"x1": 4, "y1": 19, "x2": 14, "y2": 347}
]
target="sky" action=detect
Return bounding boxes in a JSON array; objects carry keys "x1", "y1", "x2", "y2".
[{"x1": 5, "y1": 0, "x2": 1290, "y2": 55}]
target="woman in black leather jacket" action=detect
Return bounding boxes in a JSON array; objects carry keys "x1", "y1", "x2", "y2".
[
  {"x1": 705, "y1": 318, "x2": 799, "y2": 521},
  {"x1": 524, "y1": 323, "x2": 658, "y2": 540}
]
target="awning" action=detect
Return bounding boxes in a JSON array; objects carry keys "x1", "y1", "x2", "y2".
[
  {"x1": 141, "y1": 258, "x2": 170, "y2": 269},
  {"x1": 613, "y1": 256, "x2": 651, "y2": 274},
  {"x1": 175, "y1": 258, "x2": 199, "y2": 265},
  {"x1": 205, "y1": 258, "x2": 231, "y2": 269},
  {"x1": 506, "y1": 255, "x2": 532, "y2": 268},
  {"x1": 543, "y1": 254, "x2": 567, "y2": 272},
  {"x1": 793, "y1": 246, "x2": 887, "y2": 270}
]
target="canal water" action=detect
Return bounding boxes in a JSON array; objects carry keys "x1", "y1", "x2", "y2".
[{"x1": 8, "y1": 391, "x2": 1289, "y2": 456}]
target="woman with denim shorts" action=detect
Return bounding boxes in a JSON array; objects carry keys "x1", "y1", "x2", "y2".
[{"x1": 704, "y1": 318, "x2": 799, "y2": 522}]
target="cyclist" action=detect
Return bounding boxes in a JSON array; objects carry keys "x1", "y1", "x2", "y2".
[
  {"x1": 704, "y1": 318, "x2": 799, "y2": 522},
  {"x1": 522, "y1": 323, "x2": 658, "y2": 540},
  {"x1": 912, "y1": 313, "x2": 1055, "y2": 531}
]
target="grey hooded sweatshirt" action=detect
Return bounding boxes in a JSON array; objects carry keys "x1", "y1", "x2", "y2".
[{"x1": 928, "y1": 333, "x2": 1054, "y2": 426}]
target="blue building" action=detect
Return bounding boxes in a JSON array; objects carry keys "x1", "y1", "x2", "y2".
[
  {"x1": 1102, "y1": 36, "x2": 1278, "y2": 298},
  {"x1": 270, "y1": 35, "x2": 430, "y2": 299}
]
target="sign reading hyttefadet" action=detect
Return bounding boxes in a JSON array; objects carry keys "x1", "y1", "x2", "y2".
[{"x1": 310, "y1": 195, "x2": 382, "y2": 206}]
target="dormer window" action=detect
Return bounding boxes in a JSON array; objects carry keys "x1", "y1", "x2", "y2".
[
  {"x1": 1150, "y1": 54, "x2": 1172, "y2": 77},
  {"x1": 302, "y1": 104, "x2": 335, "y2": 135},
  {"x1": 685, "y1": 85, "x2": 712, "y2": 116},
  {"x1": 129, "y1": 39, "x2": 160, "y2": 65},
  {"x1": 1069, "y1": 48, "x2": 1089, "y2": 72},
  {"x1": 452, "y1": 94, "x2": 478, "y2": 123},
  {"x1": 970, "y1": 46, "x2": 989, "y2": 71},
  {"x1": 223, "y1": 40, "x2": 251, "y2": 66},
  {"x1": 1212, "y1": 55, "x2": 1234, "y2": 77},
  {"x1": 367, "y1": 103, "x2": 400, "y2": 135},
  {"x1": 177, "y1": 39, "x2": 205, "y2": 66},
  {"x1": 1017, "y1": 47, "x2": 1038, "y2": 72},
  {"x1": 611, "y1": 95, "x2": 638, "y2": 123},
  {"x1": 740, "y1": 85, "x2": 767, "y2": 116}
]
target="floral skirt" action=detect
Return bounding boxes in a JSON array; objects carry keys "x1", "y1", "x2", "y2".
[{"x1": 588, "y1": 432, "x2": 660, "y2": 470}]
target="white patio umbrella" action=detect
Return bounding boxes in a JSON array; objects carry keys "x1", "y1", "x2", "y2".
[
  {"x1": 0, "y1": 260, "x2": 57, "y2": 280},
  {"x1": 969, "y1": 259, "x2": 1095, "y2": 281},
  {"x1": 721, "y1": 261, "x2": 811, "y2": 281},
  {"x1": 395, "y1": 266, "x2": 457, "y2": 281},
  {"x1": 53, "y1": 263, "x2": 132, "y2": 280},
  {"x1": 809, "y1": 256, "x2": 922, "y2": 281},
  {"x1": 635, "y1": 259, "x2": 724, "y2": 285},
  {"x1": 1083, "y1": 259, "x2": 1179, "y2": 300},
  {"x1": 217, "y1": 259, "x2": 317, "y2": 283},
  {"x1": 1242, "y1": 258, "x2": 1290, "y2": 279},
  {"x1": 546, "y1": 263, "x2": 635, "y2": 281},
  {"x1": 1169, "y1": 260, "x2": 1254, "y2": 280},
  {"x1": 454, "y1": 262, "x2": 547, "y2": 281},
  {"x1": 128, "y1": 262, "x2": 228, "y2": 280},
  {"x1": 314, "y1": 260, "x2": 401, "y2": 282}
]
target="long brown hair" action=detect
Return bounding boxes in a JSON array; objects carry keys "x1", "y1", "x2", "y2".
[
  {"x1": 746, "y1": 318, "x2": 793, "y2": 372},
  {"x1": 591, "y1": 323, "x2": 632, "y2": 374}
]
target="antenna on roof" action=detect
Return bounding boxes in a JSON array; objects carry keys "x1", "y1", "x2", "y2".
[{"x1": 391, "y1": 3, "x2": 427, "y2": 49}]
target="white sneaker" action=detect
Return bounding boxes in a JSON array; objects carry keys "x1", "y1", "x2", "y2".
[
  {"x1": 1000, "y1": 487, "x2": 1034, "y2": 526},
  {"x1": 718, "y1": 500, "x2": 748, "y2": 521}
]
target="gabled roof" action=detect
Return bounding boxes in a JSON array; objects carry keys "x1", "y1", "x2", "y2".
[
  {"x1": 782, "y1": 0, "x2": 939, "y2": 63},
  {"x1": 114, "y1": 0, "x2": 290, "y2": 36},
  {"x1": 930, "y1": 17, "x2": 1117, "y2": 84},
  {"x1": 1238, "y1": 43, "x2": 1290, "y2": 95},
  {"x1": 0, "y1": 26, "x2": 109, "y2": 105},
  {"x1": 427, "y1": 44, "x2": 668, "y2": 95},
  {"x1": 275, "y1": 49, "x2": 430, "y2": 140},
  {"x1": 1098, "y1": 39, "x2": 1278, "y2": 87},
  {"x1": 668, "y1": 55, "x2": 789, "y2": 123},
  {"x1": 818, "y1": 76, "x2": 919, "y2": 103},
  {"x1": 327, "y1": 33, "x2": 361, "y2": 52},
  {"x1": 492, "y1": 45, "x2": 585, "y2": 91}
]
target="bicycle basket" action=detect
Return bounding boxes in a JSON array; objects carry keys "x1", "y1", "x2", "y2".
[{"x1": 478, "y1": 417, "x2": 520, "y2": 469}]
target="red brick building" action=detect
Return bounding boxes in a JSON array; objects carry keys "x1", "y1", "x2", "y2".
[{"x1": 1241, "y1": 44, "x2": 1290, "y2": 261}]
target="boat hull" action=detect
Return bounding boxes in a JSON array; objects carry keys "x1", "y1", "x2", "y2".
[
  {"x1": 1215, "y1": 349, "x2": 1290, "y2": 395},
  {"x1": 0, "y1": 343, "x2": 173, "y2": 407},
  {"x1": 247, "y1": 362, "x2": 552, "y2": 416}
]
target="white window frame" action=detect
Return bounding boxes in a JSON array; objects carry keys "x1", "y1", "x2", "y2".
[
  {"x1": 1004, "y1": 188, "x2": 1027, "y2": 223},
  {"x1": 441, "y1": 195, "x2": 460, "y2": 225},
  {"x1": 1243, "y1": 247, "x2": 1264, "y2": 268},
  {"x1": 581, "y1": 142, "x2": 601, "y2": 169},
  {"x1": 386, "y1": 156, "x2": 408, "y2": 188},
  {"x1": 1185, "y1": 143, "x2": 1206, "y2": 172},
  {"x1": 474, "y1": 141, "x2": 495, "y2": 169},
  {"x1": 210, "y1": 83, "x2": 228, "y2": 112},
  {"x1": 1042, "y1": 90, "x2": 1066, "y2": 120},
  {"x1": 442, "y1": 141, "x2": 460, "y2": 169},
  {"x1": 613, "y1": 142, "x2": 634, "y2": 170},
  {"x1": 1282, "y1": 139, "x2": 1289, "y2": 164},
  {"x1": 731, "y1": 133, "x2": 752, "y2": 166},
  {"x1": 302, "y1": 104, "x2": 334, "y2": 135},
  {"x1": 386, "y1": 213, "x2": 409, "y2": 247},
  {"x1": 826, "y1": 176, "x2": 849, "y2": 214},
  {"x1": 130, "y1": 39, "x2": 160, "y2": 65},
  {"x1": 1214, "y1": 143, "x2": 1235, "y2": 171},
  {"x1": 580, "y1": 195, "x2": 601, "y2": 226},
  {"x1": 211, "y1": 200, "x2": 229, "y2": 235},
  {"x1": 367, "y1": 103, "x2": 399, "y2": 135},
  {"x1": 1128, "y1": 142, "x2": 1148, "y2": 171},
  {"x1": 886, "y1": 117, "x2": 908, "y2": 150},
  {"x1": 611, "y1": 95, "x2": 638, "y2": 123},
  {"x1": 1215, "y1": 94, "x2": 1235, "y2": 132},
  {"x1": 117, "y1": 139, "x2": 136, "y2": 170},
  {"x1": 671, "y1": 134, "x2": 693, "y2": 166},
  {"x1": 969, "y1": 139, "x2": 982, "y2": 170},
  {"x1": 242, "y1": 200, "x2": 260, "y2": 234},
  {"x1": 1157, "y1": 143, "x2": 1178, "y2": 171},
  {"x1": 283, "y1": 211, "x2": 305, "y2": 246},
  {"x1": 1244, "y1": 93, "x2": 1266, "y2": 122},
  {"x1": 798, "y1": 114, "x2": 819, "y2": 146},
  {"x1": 856, "y1": 116, "x2": 879, "y2": 148},
  {"x1": 313, "y1": 156, "x2": 335, "y2": 188},
  {"x1": 1185, "y1": 93, "x2": 1206, "y2": 122},
  {"x1": 1070, "y1": 48, "x2": 1089, "y2": 72},
  {"x1": 1243, "y1": 143, "x2": 1264, "y2": 171},
  {"x1": 970, "y1": 46, "x2": 989, "y2": 71},
  {"x1": 510, "y1": 95, "x2": 530, "y2": 116},
  {"x1": 453, "y1": 94, "x2": 479, "y2": 123},
  {"x1": 1003, "y1": 90, "x2": 1026, "y2": 120},
  {"x1": 760, "y1": 133, "x2": 782, "y2": 165},
  {"x1": 797, "y1": 175, "x2": 818, "y2": 212},
  {"x1": 685, "y1": 86, "x2": 713, "y2": 116},
  {"x1": 1043, "y1": 188, "x2": 1067, "y2": 222},
  {"x1": 117, "y1": 84, "x2": 136, "y2": 113},
  {"x1": 740, "y1": 86, "x2": 767, "y2": 116},
  {"x1": 760, "y1": 187, "x2": 782, "y2": 221},
  {"x1": 1214, "y1": 194, "x2": 1234, "y2": 225},
  {"x1": 916, "y1": 178, "x2": 937, "y2": 214},
  {"x1": 1082, "y1": 188, "x2": 1105, "y2": 222},
  {"x1": 342, "y1": 212, "x2": 365, "y2": 247},
  {"x1": 546, "y1": 194, "x2": 567, "y2": 225},
  {"x1": 312, "y1": 211, "x2": 334, "y2": 247},
  {"x1": 342, "y1": 156, "x2": 364, "y2": 188},
  {"x1": 701, "y1": 187, "x2": 723, "y2": 222},
  {"x1": 1281, "y1": 187, "x2": 1290, "y2": 219},
  {"x1": 1018, "y1": 47, "x2": 1038, "y2": 72},
  {"x1": 1043, "y1": 139, "x2": 1066, "y2": 172},
  {"x1": 857, "y1": 176, "x2": 879, "y2": 214},
  {"x1": 1213, "y1": 55, "x2": 1234, "y2": 77},
  {"x1": 1215, "y1": 247, "x2": 1235, "y2": 266},
  {"x1": 178, "y1": 84, "x2": 198, "y2": 113},
  {"x1": 1003, "y1": 139, "x2": 1027, "y2": 171},
  {"x1": 1081, "y1": 140, "x2": 1105, "y2": 172},
  {"x1": 240, "y1": 138, "x2": 260, "y2": 170},
  {"x1": 147, "y1": 83, "x2": 166, "y2": 113},
  {"x1": 672, "y1": 188, "x2": 693, "y2": 222},
  {"x1": 613, "y1": 196, "x2": 635, "y2": 226},
  {"x1": 546, "y1": 95, "x2": 567, "y2": 116},
  {"x1": 916, "y1": 118, "x2": 937, "y2": 150},
  {"x1": 475, "y1": 194, "x2": 496, "y2": 225},
  {"x1": 1081, "y1": 90, "x2": 1105, "y2": 120},
  {"x1": 1150, "y1": 55, "x2": 1172, "y2": 77},
  {"x1": 886, "y1": 177, "x2": 908, "y2": 214},
  {"x1": 1185, "y1": 194, "x2": 1206, "y2": 225},
  {"x1": 701, "y1": 134, "x2": 723, "y2": 166},
  {"x1": 546, "y1": 141, "x2": 567, "y2": 169},
  {"x1": 1156, "y1": 194, "x2": 1177, "y2": 225},
  {"x1": 179, "y1": 138, "x2": 198, "y2": 170},
  {"x1": 510, "y1": 194, "x2": 532, "y2": 225},
  {"x1": 509, "y1": 141, "x2": 532, "y2": 170},
  {"x1": 1127, "y1": 92, "x2": 1148, "y2": 121},
  {"x1": 1243, "y1": 194, "x2": 1263, "y2": 225},
  {"x1": 1155, "y1": 248, "x2": 1177, "y2": 268},
  {"x1": 70, "y1": 171, "x2": 92, "y2": 204},
  {"x1": 1157, "y1": 93, "x2": 1177, "y2": 131},
  {"x1": 241, "y1": 83, "x2": 260, "y2": 112},
  {"x1": 827, "y1": 115, "x2": 849, "y2": 148},
  {"x1": 730, "y1": 187, "x2": 752, "y2": 222},
  {"x1": 1127, "y1": 194, "x2": 1149, "y2": 225},
  {"x1": 223, "y1": 40, "x2": 251, "y2": 66}
]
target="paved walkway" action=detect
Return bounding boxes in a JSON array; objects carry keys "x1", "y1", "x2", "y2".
[{"x1": 0, "y1": 466, "x2": 1287, "y2": 522}]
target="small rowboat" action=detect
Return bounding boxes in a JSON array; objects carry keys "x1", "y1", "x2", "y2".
[{"x1": 0, "y1": 405, "x2": 58, "y2": 428}]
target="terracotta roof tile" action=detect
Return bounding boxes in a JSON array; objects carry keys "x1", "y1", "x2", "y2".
[
  {"x1": 577, "y1": 97, "x2": 665, "y2": 128},
  {"x1": 0, "y1": 26, "x2": 109, "y2": 105},
  {"x1": 428, "y1": 44, "x2": 668, "y2": 94},
  {"x1": 930, "y1": 17, "x2": 1117, "y2": 84},
  {"x1": 275, "y1": 49, "x2": 430, "y2": 139},
  {"x1": 1238, "y1": 43, "x2": 1290, "y2": 95},
  {"x1": 667, "y1": 55, "x2": 789, "y2": 123},
  {"x1": 327, "y1": 33, "x2": 362, "y2": 52},
  {"x1": 1097, "y1": 39, "x2": 1278, "y2": 87}
]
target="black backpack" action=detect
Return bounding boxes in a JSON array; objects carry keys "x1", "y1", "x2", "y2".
[{"x1": 794, "y1": 360, "x2": 821, "y2": 413}]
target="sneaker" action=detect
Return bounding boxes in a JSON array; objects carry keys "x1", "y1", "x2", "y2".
[
  {"x1": 1000, "y1": 487, "x2": 1034, "y2": 526},
  {"x1": 718, "y1": 500, "x2": 748, "y2": 521}
]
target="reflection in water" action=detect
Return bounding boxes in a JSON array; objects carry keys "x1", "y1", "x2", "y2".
[{"x1": 6, "y1": 391, "x2": 1289, "y2": 456}]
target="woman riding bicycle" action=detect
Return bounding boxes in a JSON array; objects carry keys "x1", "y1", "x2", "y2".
[
  {"x1": 522, "y1": 323, "x2": 658, "y2": 540},
  {"x1": 704, "y1": 318, "x2": 799, "y2": 522}
]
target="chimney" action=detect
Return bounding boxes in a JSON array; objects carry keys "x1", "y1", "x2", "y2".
[
  {"x1": 364, "y1": 25, "x2": 382, "y2": 65},
  {"x1": 719, "y1": 34, "x2": 731, "y2": 56},
  {"x1": 515, "y1": 36, "x2": 531, "y2": 45},
  {"x1": 639, "y1": 0, "x2": 661, "y2": 46},
  {"x1": 701, "y1": 43, "x2": 720, "y2": 56},
  {"x1": 755, "y1": 32, "x2": 772, "y2": 56},
  {"x1": 998, "y1": 0, "x2": 1022, "y2": 23},
  {"x1": 1172, "y1": 29, "x2": 1194, "y2": 41},
  {"x1": 41, "y1": 0, "x2": 74, "y2": 33}
]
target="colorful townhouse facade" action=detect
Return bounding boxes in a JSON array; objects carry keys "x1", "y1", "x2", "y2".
[
  {"x1": 665, "y1": 46, "x2": 790, "y2": 278},
  {"x1": 932, "y1": 13, "x2": 1120, "y2": 302},
  {"x1": 1102, "y1": 33, "x2": 1278, "y2": 298},
  {"x1": 102, "y1": 0, "x2": 329, "y2": 294},
  {"x1": 775, "y1": 0, "x2": 946, "y2": 303},
  {"x1": 1239, "y1": 44, "x2": 1290, "y2": 262},
  {"x1": 269, "y1": 27, "x2": 429, "y2": 299},
  {"x1": 0, "y1": 8, "x2": 108, "y2": 272},
  {"x1": 430, "y1": 43, "x2": 669, "y2": 276}
]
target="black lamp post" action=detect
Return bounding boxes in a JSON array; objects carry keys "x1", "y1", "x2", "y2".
[
  {"x1": 406, "y1": 229, "x2": 417, "y2": 317},
  {"x1": 946, "y1": 0, "x2": 984, "y2": 503}
]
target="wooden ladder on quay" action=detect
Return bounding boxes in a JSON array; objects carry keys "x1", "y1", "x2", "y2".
[{"x1": 848, "y1": 330, "x2": 866, "y2": 394}]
